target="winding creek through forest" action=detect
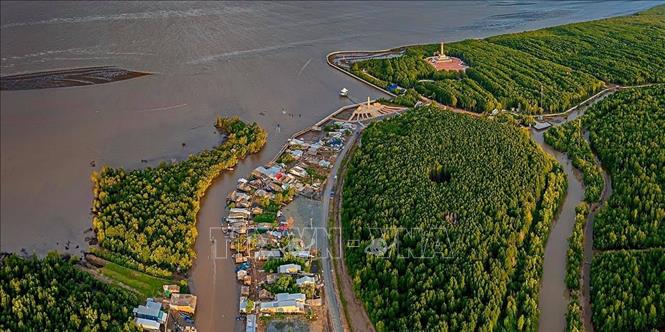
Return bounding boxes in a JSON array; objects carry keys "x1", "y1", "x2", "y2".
[
  {"x1": 532, "y1": 93, "x2": 614, "y2": 332},
  {"x1": 328, "y1": 44, "x2": 621, "y2": 331}
]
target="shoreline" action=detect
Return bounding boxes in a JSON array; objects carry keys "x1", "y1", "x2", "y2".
[
  {"x1": 322, "y1": 41, "x2": 659, "y2": 332},
  {"x1": 191, "y1": 99, "x2": 404, "y2": 331}
]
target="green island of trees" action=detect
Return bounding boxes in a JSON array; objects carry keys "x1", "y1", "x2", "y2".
[
  {"x1": 342, "y1": 106, "x2": 566, "y2": 331},
  {"x1": 544, "y1": 120, "x2": 604, "y2": 203},
  {"x1": 91, "y1": 117, "x2": 267, "y2": 276},
  {"x1": 564, "y1": 203, "x2": 589, "y2": 332},
  {"x1": 0, "y1": 254, "x2": 140, "y2": 331},
  {"x1": 351, "y1": 5, "x2": 664, "y2": 114}
]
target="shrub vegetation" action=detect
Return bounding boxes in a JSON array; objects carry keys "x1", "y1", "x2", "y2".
[{"x1": 91, "y1": 117, "x2": 266, "y2": 275}]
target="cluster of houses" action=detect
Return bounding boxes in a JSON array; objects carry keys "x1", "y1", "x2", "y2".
[
  {"x1": 223, "y1": 121, "x2": 356, "y2": 331},
  {"x1": 133, "y1": 285, "x2": 197, "y2": 332}
]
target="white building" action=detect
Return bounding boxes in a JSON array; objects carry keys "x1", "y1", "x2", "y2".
[
  {"x1": 278, "y1": 263, "x2": 302, "y2": 274},
  {"x1": 259, "y1": 300, "x2": 305, "y2": 314},
  {"x1": 296, "y1": 276, "x2": 316, "y2": 287},
  {"x1": 275, "y1": 293, "x2": 306, "y2": 303}
]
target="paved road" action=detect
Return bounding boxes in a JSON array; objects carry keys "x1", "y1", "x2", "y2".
[{"x1": 317, "y1": 128, "x2": 360, "y2": 332}]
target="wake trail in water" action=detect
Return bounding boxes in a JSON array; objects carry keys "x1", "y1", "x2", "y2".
[
  {"x1": 0, "y1": 7, "x2": 252, "y2": 29},
  {"x1": 136, "y1": 103, "x2": 188, "y2": 113},
  {"x1": 297, "y1": 58, "x2": 312, "y2": 77},
  {"x1": 188, "y1": 34, "x2": 368, "y2": 65}
]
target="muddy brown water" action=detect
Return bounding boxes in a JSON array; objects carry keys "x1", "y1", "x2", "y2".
[
  {"x1": 531, "y1": 129, "x2": 585, "y2": 332},
  {"x1": 1, "y1": 2, "x2": 656, "y2": 331}
]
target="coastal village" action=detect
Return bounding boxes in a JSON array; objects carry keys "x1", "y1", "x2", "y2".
[
  {"x1": 226, "y1": 100, "x2": 405, "y2": 332},
  {"x1": 120, "y1": 98, "x2": 406, "y2": 332}
]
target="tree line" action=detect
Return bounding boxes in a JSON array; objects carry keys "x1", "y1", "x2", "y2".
[
  {"x1": 545, "y1": 86, "x2": 665, "y2": 331},
  {"x1": 583, "y1": 86, "x2": 665, "y2": 331},
  {"x1": 584, "y1": 86, "x2": 665, "y2": 250},
  {"x1": 0, "y1": 254, "x2": 140, "y2": 331},
  {"x1": 91, "y1": 117, "x2": 267, "y2": 276},
  {"x1": 350, "y1": 5, "x2": 664, "y2": 114},
  {"x1": 341, "y1": 106, "x2": 566, "y2": 331},
  {"x1": 544, "y1": 120, "x2": 604, "y2": 203}
]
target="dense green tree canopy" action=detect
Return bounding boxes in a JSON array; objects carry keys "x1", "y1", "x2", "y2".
[
  {"x1": 0, "y1": 254, "x2": 139, "y2": 332},
  {"x1": 591, "y1": 249, "x2": 665, "y2": 332},
  {"x1": 341, "y1": 107, "x2": 566, "y2": 331},
  {"x1": 578, "y1": 86, "x2": 665, "y2": 332},
  {"x1": 544, "y1": 120, "x2": 604, "y2": 203},
  {"x1": 352, "y1": 5, "x2": 664, "y2": 114},
  {"x1": 584, "y1": 86, "x2": 665, "y2": 250},
  {"x1": 489, "y1": 6, "x2": 665, "y2": 85},
  {"x1": 92, "y1": 118, "x2": 266, "y2": 275},
  {"x1": 545, "y1": 86, "x2": 664, "y2": 332}
]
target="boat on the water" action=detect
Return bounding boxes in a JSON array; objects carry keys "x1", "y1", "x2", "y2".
[{"x1": 339, "y1": 88, "x2": 348, "y2": 97}]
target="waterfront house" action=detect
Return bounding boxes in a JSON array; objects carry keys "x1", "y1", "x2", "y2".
[
  {"x1": 241, "y1": 285, "x2": 250, "y2": 297},
  {"x1": 289, "y1": 138, "x2": 305, "y2": 146},
  {"x1": 229, "y1": 208, "x2": 251, "y2": 219},
  {"x1": 533, "y1": 122, "x2": 552, "y2": 130},
  {"x1": 167, "y1": 311, "x2": 196, "y2": 332},
  {"x1": 239, "y1": 296, "x2": 252, "y2": 314},
  {"x1": 169, "y1": 294, "x2": 197, "y2": 314},
  {"x1": 246, "y1": 314, "x2": 257, "y2": 332},
  {"x1": 229, "y1": 191, "x2": 251, "y2": 205},
  {"x1": 235, "y1": 200, "x2": 252, "y2": 208},
  {"x1": 238, "y1": 182, "x2": 254, "y2": 193}
]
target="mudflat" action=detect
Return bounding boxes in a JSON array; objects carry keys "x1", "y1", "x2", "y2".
[{"x1": 0, "y1": 66, "x2": 149, "y2": 90}]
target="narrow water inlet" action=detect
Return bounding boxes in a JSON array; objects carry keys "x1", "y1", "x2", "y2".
[{"x1": 531, "y1": 129, "x2": 585, "y2": 332}]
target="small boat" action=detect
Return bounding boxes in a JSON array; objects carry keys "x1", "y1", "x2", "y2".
[{"x1": 339, "y1": 88, "x2": 349, "y2": 97}]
